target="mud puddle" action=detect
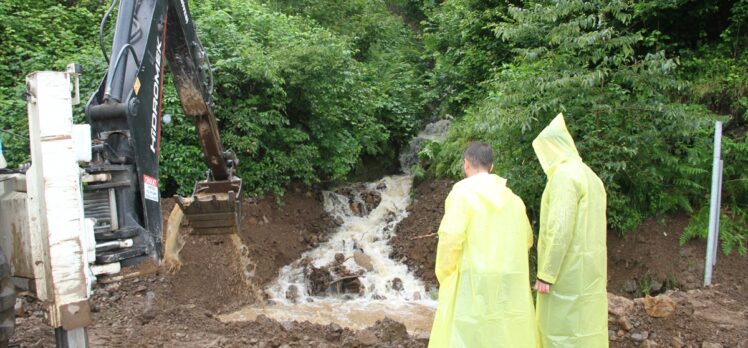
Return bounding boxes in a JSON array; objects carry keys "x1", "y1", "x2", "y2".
[{"x1": 221, "y1": 175, "x2": 437, "y2": 334}]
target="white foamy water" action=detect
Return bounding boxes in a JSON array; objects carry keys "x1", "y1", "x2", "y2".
[{"x1": 221, "y1": 175, "x2": 437, "y2": 333}]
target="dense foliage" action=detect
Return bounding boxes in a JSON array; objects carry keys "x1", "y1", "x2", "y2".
[
  {"x1": 419, "y1": 0, "x2": 747, "y2": 253},
  {"x1": 0, "y1": 0, "x2": 425, "y2": 196},
  {"x1": 0, "y1": 0, "x2": 745, "y2": 252}
]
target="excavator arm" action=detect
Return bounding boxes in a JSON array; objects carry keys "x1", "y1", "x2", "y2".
[{"x1": 85, "y1": 0, "x2": 242, "y2": 266}]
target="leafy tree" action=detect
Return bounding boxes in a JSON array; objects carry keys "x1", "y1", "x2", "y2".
[
  {"x1": 426, "y1": 0, "x2": 714, "y2": 231},
  {"x1": 420, "y1": 0, "x2": 514, "y2": 117}
]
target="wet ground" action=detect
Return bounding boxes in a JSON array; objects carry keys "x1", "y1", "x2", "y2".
[{"x1": 10, "y1": 178, "x2": 748, "y2": 347}]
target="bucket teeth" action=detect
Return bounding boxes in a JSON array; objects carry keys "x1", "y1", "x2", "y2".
[{"x1": 176, "y1": 178, "x2": 242, "y2": 235}]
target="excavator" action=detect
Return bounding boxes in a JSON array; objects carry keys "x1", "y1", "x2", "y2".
[{"x1": 0, "y1": 0, "x2": 243, "y2": 346}]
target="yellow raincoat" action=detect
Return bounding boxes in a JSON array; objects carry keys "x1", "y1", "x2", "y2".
[
  {"x1": 532, "y1": 114, "x2": 608, "y2": 348},
  {"x1": 429, "y1": 173, "x2": 538, "y2": 348}
]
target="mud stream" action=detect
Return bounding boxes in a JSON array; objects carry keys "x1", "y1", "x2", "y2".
[{"x1": 220, "y1": 175, "x2": 437, "y2": 335}]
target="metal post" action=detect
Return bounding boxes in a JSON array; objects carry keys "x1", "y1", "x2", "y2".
[
  {"x1": 55, "y1": 327, "x2": 89, "y2": 348},
  {"x1": 704, "y1": 121, "x2": 723, "y2": 286}
]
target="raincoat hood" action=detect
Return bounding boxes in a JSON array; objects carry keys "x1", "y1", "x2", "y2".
[
  {"x1": 532, "y1": 113, "x2": 581, "y2": 175},
  {"x1": 457, "y1": 173, "x2": 510, "y2": 209}
]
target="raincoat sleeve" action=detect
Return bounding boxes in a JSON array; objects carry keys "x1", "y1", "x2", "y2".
[
  {"x1": 537, "y1": 169, "x2": 578, "y2": 284},
  {"x1": 435, "y1": 189, "x2": 469, "y2": 283}
]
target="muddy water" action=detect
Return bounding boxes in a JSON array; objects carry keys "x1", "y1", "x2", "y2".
[{"x1": 220, "y1": 175, "x2": 437, "y2": 334}]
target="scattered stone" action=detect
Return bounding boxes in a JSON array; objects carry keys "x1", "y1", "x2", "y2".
[
  {"x1": 334, "y1": 253, "x2": 346, "y2": 264},
  {"x1": 412, "y1": 291, "x2": 421, "y2": 301},
  {"x1": 643, "y1": 294, "x2": 677, "y2": 318},
  {"x1": 139, "y1": 291, "x2": 158, "y2": 325},
  {"x1": 353, "y1": 330, "x2": 379, "y2": 346},
  {"x1": 631, "y1": 333, "x2": 645, "y2": 342},
  {"x1": 250, "y1": 338, "x2": 259, "y2": 344},
  {"x1": 650, "y1": 278, "x2": 664, "y2": 293},
  {"x1": 353, "y1": 250, "x2": 374, "y2": 272},
  {"x1": 617, "y1": 330, "x2": 625, "y2": 337},
  {"x1": 248, "y1": 217, "x2": 258, "y2": 225},
  {"x1": 702, "y1": 343, "x2": 723, "y2": 348},
  {"x1": 643, "y1": 339, "x2": 657, "y2": 348},
  {"x1": 390, "y1": 277, "x2": 404, "y2": 291},
  {"x1": 134, "y1": 285, "x2": 148, "y2": 293},
  {"x1": 608, "y1": 293, "x2": 635, "y2": 317},
  {"x1": 619, "y1": 317, "x2": 633, "y2": 331},
  {"x1": 14, "y1": 298, "x2": 24, "y2": 317},
  {"x1": 370, "y1": 317, "x2": 409, "y2": 342},
  {"x1": 350, "y1": 202, "x2": 361, "y2": 216},
  {"x1": 623, "y1": 279, "x2": 638, "y2": 293},
  {"x1": 325, "y1": 323, "x2": 343, "y2": 341},
  {"x1": 285, "y1": 285, "x2": 299, "y2": 302},
  {"x1": 671, "y1": 337, "x2": 684, "y2": 348}
]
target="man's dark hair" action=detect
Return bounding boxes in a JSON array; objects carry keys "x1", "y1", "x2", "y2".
[{"x1": 463, "y1": 141, "x2": 493, "y2": 169}]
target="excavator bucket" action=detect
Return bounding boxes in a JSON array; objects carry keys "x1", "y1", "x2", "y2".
[{"x1": 175, "y1": 178, "x2": 242, "y2": 235}]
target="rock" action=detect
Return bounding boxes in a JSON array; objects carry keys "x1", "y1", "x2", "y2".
[
  {"x1": 643, "y1": 294, "x2": 677, "y2": 318},
  {"x1": 250, "y1": 338, "x2": 259, "y2": 344},
  {"x1": 624, "y1": 279, "x2": 638, "y2": 293},
  {"x1": 608, "y1": 293, "x2": 635, "y2": 317},
  {"x1": 353, "y1": 250, "x2": 374, "y2": 272},
  {"x1": 650, "y1": 279, "x2": 664, "y2": 293},
  {"x1": 14, "y1": 298, "x2": 24, "y2": 317},
  {"x1": 631, "y1": 333, "x2": 645, "y2": 342},
  {"x1": 334, "y1": 253, "x2": 346, "y2": 264},
  {"x1": 609, "y1": 330, "x2": 616, "y2": 339},
  {"x1": 248, "y1": 217, "x2": 258, "y2": 225},
  {"x1": 390, "y1": 277, "x2": 404, "y2": 291},
  {"x1": 353, "y1": 330, "x2": 379, "y2": 346},
  {"x1": 350, "y1": 202, "x2": 361, "y2": 216},
  {"x1": 371, "y1": 317, "x2": 409, "y2": 342},
  {"x1": 325, "y1": 323, "x2": 343, "y2": 341},
  {"x1": 702, "y1": 343, "x2": 723, "y2": 348},
  {"x1": 139, "y1": 291, "x2": 158, "y2": 324},
  {"x1": 619, "y1": 317, "x2": 633, "y2": 331},
  {"x1": 413, "y1": 291, "x2": 421, "y2": 301},
  {"x1": 285, "y1": 285, "x2": 299, "y2": 302},
  {"x1": 671, "y1": 337, "x2": 684, "y2": 348},
  {"x1": 135, "y1": 285, "x2": 148, "y2": 293},
  {"x1": 643, "y1": 339, "x2": 657, "y2": 348}
]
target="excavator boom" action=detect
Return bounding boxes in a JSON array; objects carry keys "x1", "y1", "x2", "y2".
[{"x1": 85, "y1": 0, "x2": 242, "y2": 265}]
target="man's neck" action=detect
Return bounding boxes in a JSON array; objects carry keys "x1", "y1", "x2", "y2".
[{"x1": 467, "y1": 170, "x2": 490, "y2": 178}]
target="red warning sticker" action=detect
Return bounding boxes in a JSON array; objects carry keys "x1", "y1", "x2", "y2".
[{"x1": 143, "y1": 174, "x2": 159, "y2": 202}]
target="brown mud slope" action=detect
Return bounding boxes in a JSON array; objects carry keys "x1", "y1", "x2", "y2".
[
  {"x1": 392, "y1": 179, "x2": 748, "y2": 347},
  {"x1": 389, "y1": 179, "x2": 453, "y2": 289},
  {"x1": 154, "y1": 187, "x2": 337, "y2": 313},
  {"x1": 11, "y1": 188, "x2": 425, "y2": 347}
]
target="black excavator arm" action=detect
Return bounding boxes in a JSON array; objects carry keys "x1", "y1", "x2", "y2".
[{"x1": 85, "y1": 0, "x2": 242, "y2": 266}]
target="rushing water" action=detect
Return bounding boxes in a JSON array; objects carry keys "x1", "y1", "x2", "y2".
[{"x1": 219, "y1": 175, "x2": 437, "y2": 334}]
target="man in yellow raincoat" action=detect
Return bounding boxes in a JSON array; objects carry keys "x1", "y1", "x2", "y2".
[
  {"x1": 532, "y1": 114, "x2": 608, "y2": 347},
  {"x1": 429, "y1": 142, "x2": 538, "y2": 348}
]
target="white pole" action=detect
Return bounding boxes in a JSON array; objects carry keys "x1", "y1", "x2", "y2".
[{"x1": 704, "y1": 121, "x2": 723, "y2": 286}]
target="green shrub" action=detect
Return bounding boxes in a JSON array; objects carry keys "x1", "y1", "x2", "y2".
[{"x1": 427, "y1": 0, "x2": 715, "y2": 232}]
